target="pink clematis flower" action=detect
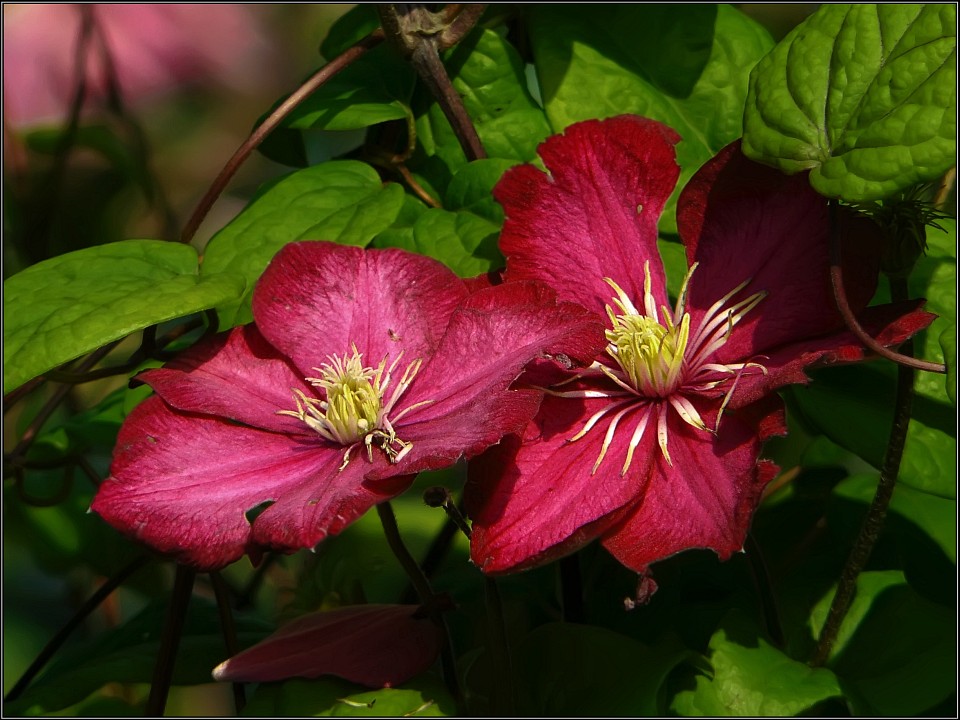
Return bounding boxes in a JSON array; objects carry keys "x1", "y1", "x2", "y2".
[
  {"x1": 91, "y1": 241, "x2": 603, "y2": 570},
  {"x1": 466, "y1": 116, "x2": 934, "y2": 582},
  {"x1": 212, "y1": 604, "x2": 443, "y2": 688},
  {"x1": 3, "y1": 4, "x2": 269, "y2": 128}
]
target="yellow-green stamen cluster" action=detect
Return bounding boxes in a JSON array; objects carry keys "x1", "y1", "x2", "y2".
[{"x1": 279, "y1": 345, "x2": 430, "y2": 470}]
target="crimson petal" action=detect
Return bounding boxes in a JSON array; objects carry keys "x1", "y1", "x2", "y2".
[
  {"x1": 384, "y1": 281, "x2": 606, "y2": 477},
  {"x1": 601, "y1": 398, "x2": 785, "y2": 573},
  {"x1": 139, "y1": 324, "x2": 314, "y2": 435},
  {"x1": 495, "y1": 115, "x2": 680, "y2": 316},
  {"x1": 91, "y1": 397, "x2": 387, "y2": 570},
  {"x1": 253, "y1": 242, "x2": 469, "y2": 378},
  {"x1": 212, "y1": 604, "x2": 443, "y2": 688}
]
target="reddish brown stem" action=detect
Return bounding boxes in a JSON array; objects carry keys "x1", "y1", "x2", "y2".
[
  {"x1": 829, "y1": 201, "x2": 945, "y2": 374},
  {"x1": 180, "y1": 31, "x2": 385, "y2": 245}
]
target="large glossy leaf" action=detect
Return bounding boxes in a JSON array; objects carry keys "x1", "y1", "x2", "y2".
[
  {"x1": 3, "y1": 240, "x2": 244, "y2": 394},
  {"x1": 6, "y1": 596, "x2": 272, "y2": 715},
  {"x1": 743, "y1": 4, "x2": 957, "y2": 200},
  {"x1": 671, "y1": 611, "x2": 843, "y2": 716},
  {"x1": 809, "y1": 570, "x2": 955, "y2": 715},
  {"x1": 415, "y1": 28, "x2": 552, "y2": 181},
  {"x1": 242, "y1": 676, "x2": 453, "y2": 717},
  {"x1": 529, "y1": 4, "x2": 773, "y2": 233},
  {"x1": 201, "y1": 161, "x2": 405, "y2": 327}
]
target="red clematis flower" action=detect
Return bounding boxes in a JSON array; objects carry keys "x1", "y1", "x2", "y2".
[
  {"x1": 91, "y1": 241, "x2": 603, "y2": 570},
  {"x1": 466, "y1": 116, "x2": 934, "y2": 582}
]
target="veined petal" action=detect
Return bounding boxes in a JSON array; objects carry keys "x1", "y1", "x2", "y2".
[
  {"x1": 91, "y1": 397, "x2": 400, "y2": 570},
  {"x1": 376, "y1": 281, "x2": 606, "y2": 477},
  {"x1": 212, "y1": 604, "x2": 443, "y2": 688},
  {"x1": 677, "y1": 141, "x2": 882, "y2": 362},
  {"x1": 253, "y1": 242, "x2": 469, "y2": 378},
  {"x1": 724, "y1": 300, "x2": 936, "y2": 409},
  {"x1": 140, "y1": 324, "x2": 314, "y2": 435},
  {"x1": 495, "y1": 115, "x2": 680, "y2": 316},
  {"x1": 601, "y1": 396, "x2": 785, "y2": 573},
  {"x1": 467, "y1": 394, "x2": 657, "y2": 575}
]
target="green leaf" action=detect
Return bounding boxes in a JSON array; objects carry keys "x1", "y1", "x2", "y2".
[
  {"x1": 469, "y1": 623, "x2": 690, "y2": 716},
  {"x1": 201, "y1": 161, "x2": 405, "y2": 327},
  {"x1": 243, "y1": 676, "x2": 453, "y2": 717},
  {"x1": 743, "y1": 4, "x2": 957, "y2": 200},
  {"x1": 319, "y1": 4, "x2": 381, "y2": 59},
  {"x1": 671, "y1": 611, "x2": 843, "y2": 716},
  {"x1": 2, "y1": 240, "x2": 244, "y2": 394},
  {"x1": 444, "y1": 159, "x2": 518, "y2": 224},
  {"x1": 832, "y1": 473, "x2": 956, "y2": 563},
  {"x1": 7, "y1": 596, "x2": 272, "y2": 714},
  {"x1": 415, "y1": 29, "x2": 552, "y2": 181},
  {"x1": 256, "y1": 45, "x2": 416, "y2": 167},
  {"x1": 809, "y1": 570, "x2": 955, "y2": 715},
  {"x1": 373, "y1": 207, "x2": 502, "y2": 277},
  {"x1": 529, "y1": 4, "x2": 773, "y2": 233}
]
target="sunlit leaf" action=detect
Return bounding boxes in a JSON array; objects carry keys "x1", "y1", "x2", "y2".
[
  {"x1": 671, "y1": 611, "x2": 843, "y2": 716},
  {"x1": 201, "y1": 162, "x2": 404, "y2": 327},
  {"x1": 3, "y1": 240, "x2": 244, "y2": 394},
  {"x1": 242, "y1": 676, "x2": 453, "y2": 717},
  {"x1": 743, "y1": 4, "x2": 956, "y2": 200}
]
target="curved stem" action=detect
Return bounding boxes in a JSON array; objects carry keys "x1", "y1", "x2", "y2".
[
  {"x1": 829, "y1": 201, "x2": 945, "y2": 374},
  {"x1": 210, "y1": 571, "x2": 245, "y2": 714},
  {"x1": 811, "y1": 278, "x2": 916, "y2": 667},
  {"x1": 146, "y1": 564, "x2": 196, "y2": 716},
  {"x1": 484, "y1": 576, "x2": 515, "y2": 715},
  {"x1": 180, "y1": 31, "x2": 384, "y2": 245},
  {"x1": 377, "y1": 502, "x2": 462, "y2": 709},
  {"x1": 4, "y1": 555, "x2": 151, "y2": 703}
]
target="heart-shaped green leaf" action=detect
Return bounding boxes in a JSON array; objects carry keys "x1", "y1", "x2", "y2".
[{"x1": 743, "y1": 4, "x2": 956, "y2": 200}]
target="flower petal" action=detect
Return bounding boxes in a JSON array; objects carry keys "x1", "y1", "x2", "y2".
[
  {"x1": 728, "y1": 300, "x2": 936, "y2": 407},
  {"x1": 601, "y1": 397, "x2": 785, "y2": 573},
  {"x1": 467, "y1": 394, "x2": 658, "y2": 574},
  {"x1": 212, "y1": 604, "x2": 443, "y2": 688},
  {"x1": 252, "y1": 242, "x2": 469, "y2": 377},
  {"x1": 384, "y1": 281, "x2": 606, "y2": 477},
  {"x1": 91, "y1": 397, "x2": 398, "y2": 570},
  {"x1": 678, "y1": 141, "x2": 881, "y2": 361},
  {"x1": 139, "y1": 325, "x2": 314, "y2": 435},
  {"x1": 495, "y1": 115, "x2": 680, "y2": 316}
]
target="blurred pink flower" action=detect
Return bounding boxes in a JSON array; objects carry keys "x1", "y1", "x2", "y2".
[{"x1": 3, "y1": 3, "x2": 270, "y2": 127}]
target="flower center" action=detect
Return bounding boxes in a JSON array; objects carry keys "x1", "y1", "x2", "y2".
[
  {"x1": 278, "y1": 345, "x2": 430, "y2": 470},
  {"x1": 546, "y1": 261, "x2": 767, "y2": 476}
]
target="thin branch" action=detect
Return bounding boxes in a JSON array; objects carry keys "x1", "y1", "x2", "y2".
[
  {"x1": 744, "y1": 532, "x2": 785, "y2": 649},
  {"x1": 180, "y1": 30, "x2": 385, "y2": 245},
  {"x1": 4, "y1": 555, "x2": 151, "y2": 703},
  {"x1": 829, "y1": 201, "x2": 945, "y2": 374},
  {"x1": 146, "y1": 565, "x2": 196, "y2": 716},
  {"x1": 811, "y1": 280, "x2": 916, "y2": 667},
  {"x1": 377, "y1": 502, "x2": 462, "y2": 709},
  {"x1": 210, "y1": 571, "x2": 246, "y2": 714}
]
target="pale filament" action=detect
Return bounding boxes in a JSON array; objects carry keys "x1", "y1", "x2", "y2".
[
  {"x1": 278, "y1": 344, "x2": 433, "y2": 470},
  {"x1": 548, "y1": 261, "x2": 767, "y2": 476}
]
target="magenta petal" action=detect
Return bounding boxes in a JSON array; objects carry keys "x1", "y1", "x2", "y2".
[
  {"x1": 382, "y1": 281, "x2": 606, "y2": 476},
  {"x1": 467, "y1": 395, "x2": 657, "y2": 574},
  {"x1": 253, "y1": 241, "x2": 469, "y2": 376},
  {"x1": 601, "y1": 399, "x2": 784, "y2": 573},
  {"x1": 140, "y1": 325, "x2": 314, "y2": 435},
  {"x1": 495, "y1": 116, "x2": 681, "y2": 316},
  {"x1": 678, "y1": 141, "x2": 881, "y2": 361},
  {"x1": 91, "y1": 397, "x2": 380, "y2": 570},
  {"x1": 212, "y1": 604, "x2": 443, "y2": 688}
]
